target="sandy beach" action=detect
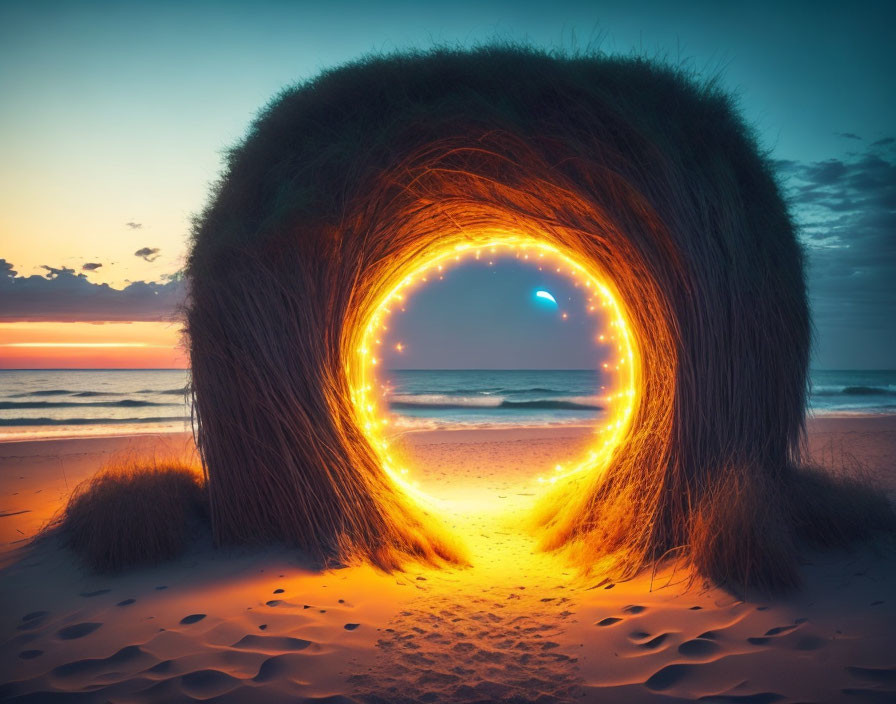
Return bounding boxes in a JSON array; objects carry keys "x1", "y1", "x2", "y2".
[{"x1": 1, "y1": 416, "x2": 894, "y2": 703}]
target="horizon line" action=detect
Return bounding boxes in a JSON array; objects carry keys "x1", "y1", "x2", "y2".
[{"x1": 0, "y1": 367, "x2": 894, "y2": 373}]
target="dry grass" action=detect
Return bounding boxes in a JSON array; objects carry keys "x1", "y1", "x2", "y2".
[
  {"x1": 55, "y1": 460, "x2": 208, "y2": 572},
  {"x1": 185, "y1": 46, "x2": 893, "y2": 588}
]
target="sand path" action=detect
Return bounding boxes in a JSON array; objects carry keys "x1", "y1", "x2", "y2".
[{"x1": 1, "y1": 419, "x2": 895, "y2": 702}]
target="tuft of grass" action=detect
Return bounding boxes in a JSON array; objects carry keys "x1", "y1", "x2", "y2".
[
  {"x1": 786, "y1": 463, "x2": 896, "y2": 550},
  {"x1": 56, "y1": 460, "x2": 208, "y2": 572},
  {"x1": 690, "y1": 466, "x2": 801, "y2": 591}
]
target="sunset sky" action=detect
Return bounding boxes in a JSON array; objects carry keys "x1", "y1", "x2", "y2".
[{"x1": 1, "y1": 0, "x2": 893, "y2": 369}]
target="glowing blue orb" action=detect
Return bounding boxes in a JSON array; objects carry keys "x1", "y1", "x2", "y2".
[{"x1": 535, "y1": 290, "x2": 557, "y2": 305}]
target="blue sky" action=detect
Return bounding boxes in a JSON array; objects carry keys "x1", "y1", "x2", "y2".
[
  {"x1": 0, "y1": 0, "x2": 893, "y2": 368},
  {"x1": 380, "y1": 257, "x2": 617, "y2": 370}
]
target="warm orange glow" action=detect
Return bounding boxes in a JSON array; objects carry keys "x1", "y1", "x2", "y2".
[
  {"x1": 3, "y1": 342, "x2": 157, "y2": 347},
  {"x1": 0, "y1": 322, "x2": 186, "y2": 368},
  {"x1": 345, "y1": 234, "x2": 640, "y2": 505}
]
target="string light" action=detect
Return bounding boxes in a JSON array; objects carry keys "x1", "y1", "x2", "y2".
[{"x1": 346, "y1": 233, "x2": 640, "y2": 499}]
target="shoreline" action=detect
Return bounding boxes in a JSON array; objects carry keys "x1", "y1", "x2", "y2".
[
  {"x1": 2, "y1": 416, "x2": 893, "y2": 554},
  {"x1": 0, "y1": 428, "x2": 193, "y2": 445},
  {"x1": 2, "y1": 410, "x2": 894, "y2": 445}
]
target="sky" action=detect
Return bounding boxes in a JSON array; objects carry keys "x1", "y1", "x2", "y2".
[
  {"x1": 379, "y1": 256, "x2": 617, "y2": 370},
  {"x1": 0, "y1": 0, "x2": 893, "y2": 369}
]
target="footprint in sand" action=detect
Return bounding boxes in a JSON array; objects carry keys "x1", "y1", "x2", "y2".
[
  {"x1": 179, "y1": 669, "x2": 241, "y2": 699},
  {"x1": 116, "y1": 598, "x2": 136, "y2": 607},
  {"x1": 273, "y1": 588, "x2": 284, "y2": 594},
  {"x1": 232, "y1": 635, "x2": 312, "y2": 651},
  {"x1": 17, "y1": 611, "x2": 48, "y2": 630},
  {"x1": 180, "y1": 614, "x2": 206, "y2": 625},
  {"x1": 764, "y1": 624, "x2": 797, "y2": 636},
  {"x1": 636, "y1": 633, "x2": 670, "y2": 650},
  {"x1": 845, "y1": 665, "x2": 896, "y2": 684},
  {"x1": 78, "y1": 589, "x2": 110, "y2": 597},
  {"x1": 148, "y1": 660, "x2": 176, "y2": 675},
  {"x1": 344, "y1": 623, "x2": 360, "y2": 631},
  {"x1": 254, "y1": 653, "x2": 315, "y2": 683},
  {"x1": 677, "y1": 638, "x2": 720, "y2": 657},
  {"x1": 51, "y1": 645, "x2": 148, "y2": 681},
  {"x1": 18, "y1": 650, "x2": 43, "y2": 659},
  {"x1": 56, "y1": 622, "x2": 102, "y2": 640},
  {"x1": 622, "y1": 605, "x2": 646, "y2": 614},
  {"x1": 646, "y1": 664, "x2": 694, "y2": 691},
  {"x1": 749, "y1": 622, "x2": 801, "y2": 645},
  {"x1": 596, "y1": 617, "x2": 622, "y2": 626}
]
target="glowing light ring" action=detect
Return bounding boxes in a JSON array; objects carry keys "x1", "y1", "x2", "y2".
[{"x1": 346, "y1": 233, "x2": 640, "y2": 502}]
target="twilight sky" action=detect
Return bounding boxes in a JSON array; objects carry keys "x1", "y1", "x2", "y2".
[
  {"x1": 0, "y1": 0, "x2": 893, "y2": 369},
  {"x1": 380, "y1": 256, "x2": 617, "y2": 370}
]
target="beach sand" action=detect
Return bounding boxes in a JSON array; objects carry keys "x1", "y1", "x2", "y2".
[{"x1": 1, "y1": 417, "x2": 894, "y2": 702}]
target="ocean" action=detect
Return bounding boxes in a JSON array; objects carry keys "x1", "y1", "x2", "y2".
[
  {"x1": 385, "y1": 369, "x2": 604, "y2": 430},
  {"x1": 0, "y1": 369, "x2": 192, "y2": 441},
  {"x1": 0, "y1": 368, "x2": 894, "y2": 440}
]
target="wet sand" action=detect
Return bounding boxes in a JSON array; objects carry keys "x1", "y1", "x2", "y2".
[{"x1": 0, "y1": 417, "x2": 894, "y2": 702}]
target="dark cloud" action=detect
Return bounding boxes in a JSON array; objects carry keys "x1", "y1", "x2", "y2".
[
  {"x1": 0, "y1": 259, "x2": 184, "y2": 322},
  {"x1": 81, "y1": 262, "x2": 102, "y2": 271},
  {"x1": 871, "y1": 137, "x2": 895, "y2": 147},
  {"x1": 40, "y1": 265, "x2": 72, "y2": 278},
  {"x1": 134, "y1": 246, "x2": 160, "y2": 262},
  {"x1": 776, "y1": 143, "x2": 896, "y2": 368},
  {"x1": 836, "y1": 132, "x2": 862, "y2": 140},
  {"x1": 126, "y1": 221, "x2": 143, "y2": 229}
]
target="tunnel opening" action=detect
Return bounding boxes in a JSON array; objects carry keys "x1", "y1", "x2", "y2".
[{"x1": 346, "y1": 237, "x2": 639, "y2": 516}]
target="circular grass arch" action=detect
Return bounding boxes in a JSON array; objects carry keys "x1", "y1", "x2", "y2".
[{"x1": 187, "y1": 47, "x2": 887, "y2": 590}]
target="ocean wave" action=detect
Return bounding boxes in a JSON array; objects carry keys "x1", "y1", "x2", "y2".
[
  {"x1": 388, "y1": 415, "x2": 600, "y2": 431},
  {"x1": 500, "y1": 399, "x2": 602, "y2": 410},
  {"x1": 0, "y1": 400, "x2": 169, "y2": 409},
  {"x1": 389, "y1": 394, "x2": 602, "y2": 411},
  {"x1": 440, "y1": 386, "x2": 568, "y2": 395},
  {"x1": 10, "y1": 389, "x2": 73, "y2": 397},
  {"x1": 0, "y1": 416, "x2": 189, "y2": 427},
  {"x1": 809, "y1": 404, "x2": 896, "y2": 416},
  {"x1": 812, "y1": 385, "x2": 896, "y2": 396},
  {"x1": 9, "y1": 387, "x2": 187, "y2": 398},
  {"x1": 391, "y1": 394, "x2": 502, "y2": 408},
  {"x1": 9, "y1": 389, "x2": 125, "y2": 398}
]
